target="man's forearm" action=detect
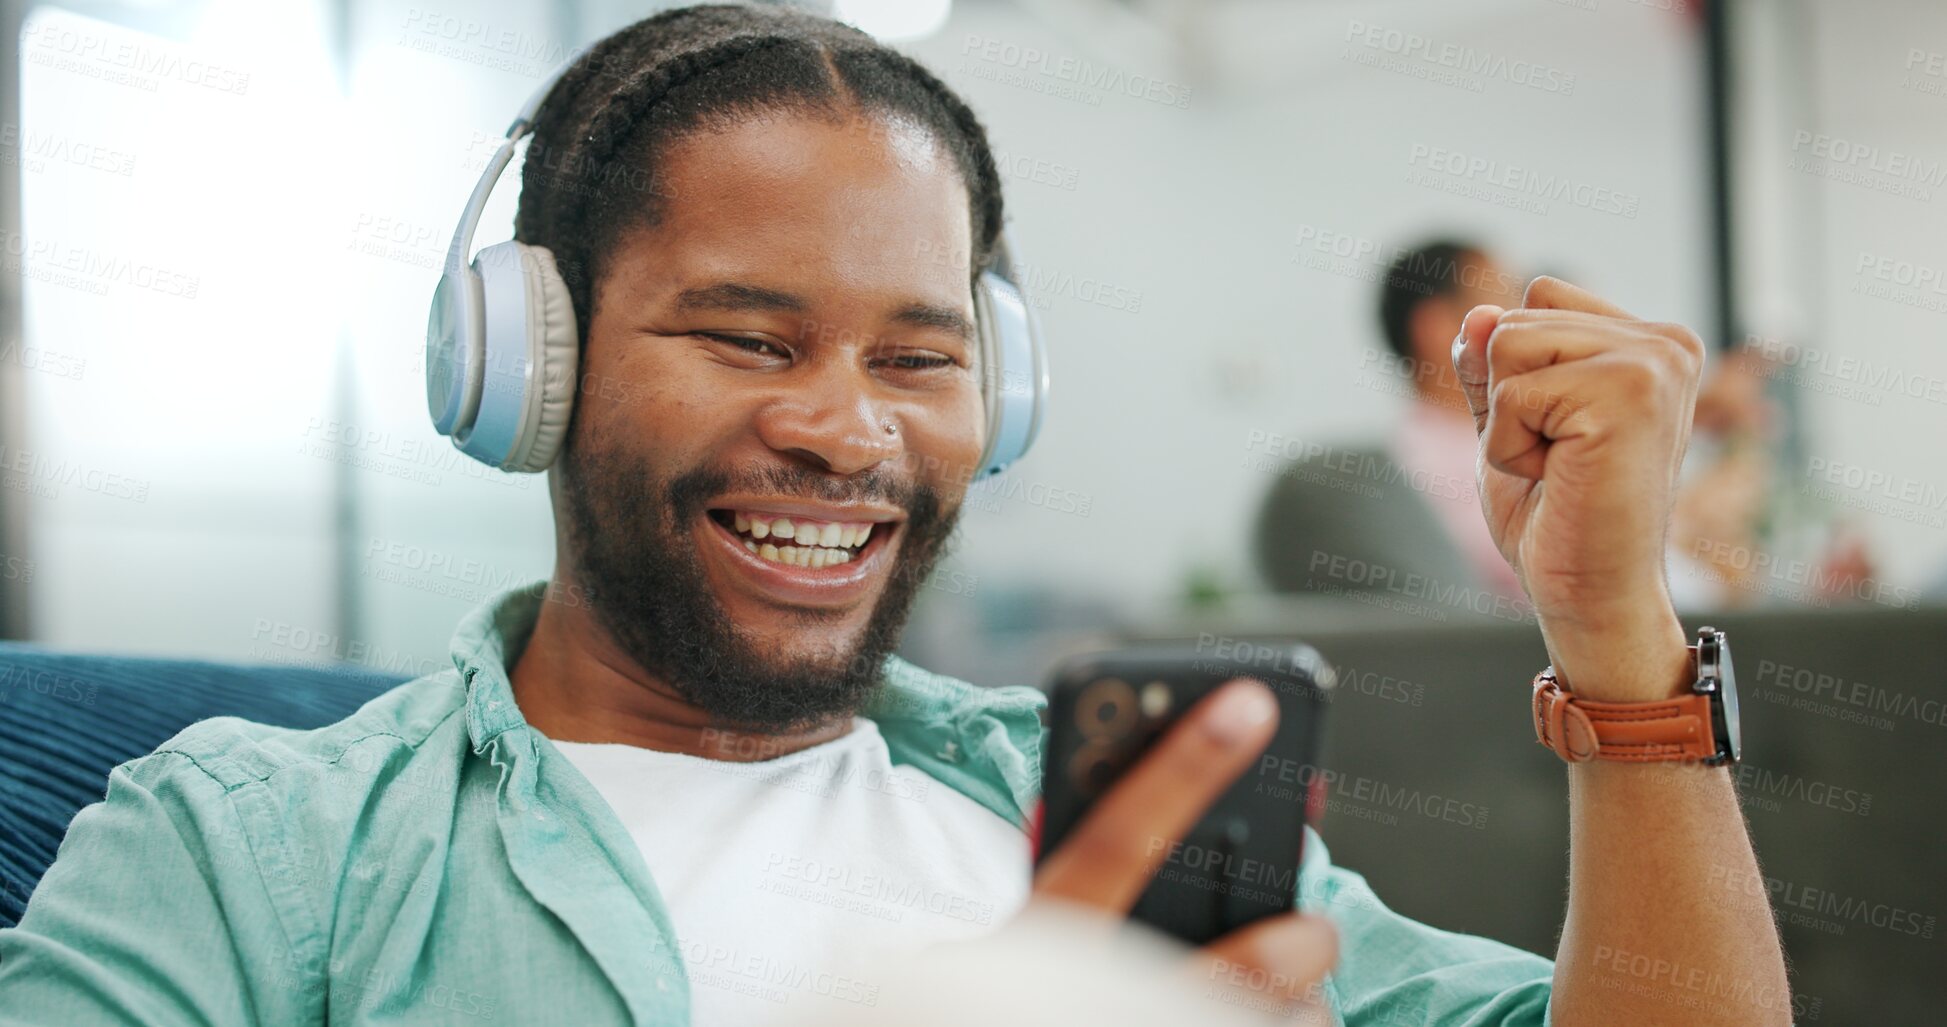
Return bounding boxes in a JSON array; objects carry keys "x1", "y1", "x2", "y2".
[
  {"x1": 1539, "y1": 616, "x2": 1792, "y2": 1025},
  {"x1": 1446, "y1": 283, "x2": 1794, "y2": 1024},
  {"x1": 1551, "y1": 761, "x2": 1792, "y2": 1025}
]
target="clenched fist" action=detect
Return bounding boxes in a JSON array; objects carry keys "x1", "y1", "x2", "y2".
[{"x1": 1452, "y1": 276, "x2": 1702, "y2": 703}]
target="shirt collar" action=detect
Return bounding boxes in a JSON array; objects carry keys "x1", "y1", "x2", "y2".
[
  {"x1": 445, "y1": 581, "x2": 1046, "y2": 820},
  {"x1": 450, "y1": 580, "x2": 547, "y2": 754}
]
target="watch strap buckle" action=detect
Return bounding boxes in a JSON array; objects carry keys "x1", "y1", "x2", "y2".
[{"x1": 1532, "y1": 669, "x2": 1599, "y2": 763}]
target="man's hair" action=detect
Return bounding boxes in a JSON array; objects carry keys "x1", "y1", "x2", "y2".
[
  {"x1": 512, "y1": 3, "x2": 1005, "y2": 344},
  {"x1": 1376, "y1": 239, "x2": 1482, "y2": 361}
]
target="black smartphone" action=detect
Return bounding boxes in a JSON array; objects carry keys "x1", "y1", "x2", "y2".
[{"x1": 1035, "y1": 640, "x2": 1333, "y2": 947}]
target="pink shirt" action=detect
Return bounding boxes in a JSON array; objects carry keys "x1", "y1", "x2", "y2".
[{"x1": 1390, "y1": 402, "x2": 1528, "y2": 600}]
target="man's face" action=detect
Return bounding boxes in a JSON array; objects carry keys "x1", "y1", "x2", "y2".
[
  {"x1": 1413, "y1": 251, "x2": 1525, "y2": 408},
  {"x1": 556, "y1": 110, "x2": 986, "y2": 730},
  {"x1": 1455, "y1": 253, "x2": 1522, "y2": 312}
]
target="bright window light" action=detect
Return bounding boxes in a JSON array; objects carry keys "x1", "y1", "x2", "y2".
[{"x1": 834, "y1": 0, "x2": 951, "y2": 41}]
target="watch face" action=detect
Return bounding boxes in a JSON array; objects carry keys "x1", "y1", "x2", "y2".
[{"x1": 1713, "y1": 633, "x2": 1741, "y2": 763}]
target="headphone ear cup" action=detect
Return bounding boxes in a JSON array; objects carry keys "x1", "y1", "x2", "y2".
[
  {"x1": 973, "y1": 270, "x2": 1046, "y2": 478},
  {"x1": 426, "y1": 266, "x2": 484, "y2": 439},
  {"x1": 505, "y1": 245, "x2": 579, "y2": 472},
  {"x1": 461, "y1": 241, "x2": 577, "y2": 471}
]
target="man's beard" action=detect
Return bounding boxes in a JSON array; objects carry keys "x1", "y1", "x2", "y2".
[{"x1": 557, "y1": 437, "x2": 962, "y2": 733}]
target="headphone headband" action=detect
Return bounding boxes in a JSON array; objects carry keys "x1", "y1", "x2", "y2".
[{"x1": 442, "y1": 47, "x2": 591, "y2": 284}]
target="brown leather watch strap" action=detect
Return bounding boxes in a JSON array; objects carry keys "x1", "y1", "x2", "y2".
[{"x1": 1531, "y1": 667, "x2": 1718, "y2": 763}]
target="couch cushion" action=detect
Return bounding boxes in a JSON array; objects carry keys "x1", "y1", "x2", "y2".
[{"x1": 0, "y1": 644, "x2": 406, "y2": 927}]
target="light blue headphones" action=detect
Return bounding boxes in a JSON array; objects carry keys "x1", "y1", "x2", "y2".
[{"x1": 425, "y1": 53, "x2": 1049, "y2": 477}]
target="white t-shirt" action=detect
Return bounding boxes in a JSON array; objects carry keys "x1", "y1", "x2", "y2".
[{"x1": 550, "y1": 718, "x2": 1032, "y2": 1026}]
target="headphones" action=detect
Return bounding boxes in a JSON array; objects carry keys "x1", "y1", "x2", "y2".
[{"x1": 425, "y1": 53, "x2": 1049, "y2": 477}]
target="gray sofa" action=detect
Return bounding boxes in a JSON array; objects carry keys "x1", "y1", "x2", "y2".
[{"x1": 1132, "y1": 596, "x2": 1947, "y2": 1024}]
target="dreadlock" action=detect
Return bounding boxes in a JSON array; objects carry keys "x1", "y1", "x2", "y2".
[{"x1": 512, "y1": 3, "x2": 1007, "y2": 345}]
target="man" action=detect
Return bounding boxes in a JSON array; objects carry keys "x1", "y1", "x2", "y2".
[
  {"x1": 0, "y1": 6, "x2": 1789, "y2": 1025},
  {"x1": 1258, "y1": 241, "x2": 1533, "y2": 602}
]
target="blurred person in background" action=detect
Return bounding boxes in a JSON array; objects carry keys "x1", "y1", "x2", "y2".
[
  {"x1": 1256, "y1": 237, "x2": 1873, "y2": 611},
  {"x1": 1671, "y1": 346, "x2": 1876, "y2": 608},
  {"x1": 1255, "y1": 240, "x2": 1527, "y2": 603}
]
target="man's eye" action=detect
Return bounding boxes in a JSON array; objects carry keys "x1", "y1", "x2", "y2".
[
  {"x1": 700, "y1": 333, "x2": 787, "y2": 359},
  {"x1": 882, "y1": 352, "x2": 956, "y2": 371}
]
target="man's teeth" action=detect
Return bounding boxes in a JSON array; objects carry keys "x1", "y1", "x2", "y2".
[
  {"x1": 730, "y1": 512, "x2": 874, "y2": 550},
  {"x1": 726, "y1": 512, "x2": 877, "y2": 569},
  {"x1": 744, "y1": 539, "x2": 857, "y2": 568}
]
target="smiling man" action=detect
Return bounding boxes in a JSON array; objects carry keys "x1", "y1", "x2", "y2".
[
  {"x1": 511, "y1": 74, "x2": 985, "y2": 750},
  {"x1": 0, "y1": 5, "x2": 1790, "y2": 1026}
]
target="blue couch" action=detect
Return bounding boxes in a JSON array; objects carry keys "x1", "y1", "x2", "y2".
[{"x1": 0, "y1": 644, "x2": 407, "y2": 927}]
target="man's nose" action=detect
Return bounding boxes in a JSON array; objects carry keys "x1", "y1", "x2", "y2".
[{"x1": 752, "y1": 372, "x2": 905, "y2": 476}]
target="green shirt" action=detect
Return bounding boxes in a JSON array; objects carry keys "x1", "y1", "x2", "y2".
[{"x1": 0, "y1": 583, "x2": 1553, "y2": 1025}]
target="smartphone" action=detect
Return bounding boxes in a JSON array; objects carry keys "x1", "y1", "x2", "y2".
[{"x1": 1035, "y1": 641, "x2": 1333, "y2": 947}]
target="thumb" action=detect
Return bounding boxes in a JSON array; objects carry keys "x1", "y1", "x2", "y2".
[{"x1": 1452, "y1": 304, "x2": 1504, "y2": 435}]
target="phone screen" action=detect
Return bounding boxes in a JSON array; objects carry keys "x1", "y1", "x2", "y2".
[{"x1": 1036, "y1": 641, "x2": 1334, "y2": 947}]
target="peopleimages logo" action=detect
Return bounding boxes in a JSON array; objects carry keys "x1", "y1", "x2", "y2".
[
  {"x1": 0, "y1": 339, "x2": 87, "y2": 382},
  {"x1": 1243, "y1": 430, "x2": 1475, "y2": 504},
  {"x1": 1854, "y1": 251, "x2": 1947, "y2": 294},
  {"x1": 249, "y1": 619, "x2": 448, "y2": 678},
  {"x1": 1686, "y1": 538, "x2": 1918, "y2": 610},
  {"x1": 0, "y1": 232, "x2": 200, "y2": 299},
  {"x1": 760, "y1": 852, "x2": 995, "y2": 925},
  {"x1": 1709, "y1": 862, "x2": 1937, "y2": 940},
  {"x1": 21, "y1": 18, "x2": 252, "y2": 96},
  {"x1": 1904, "y1": 48, "x2": 1947, "y2": 99},
  {"x1": 362, "y1": 538, "x2": 590, "y2": 610},
  {"x1": 1405, "y1": 144, "x2": 1641, "y2": 218},
  {"x1": 1788, "y1": 130, "x2": 1947, "y2": 199},
  {"x1": 1752, "y1": 658, "x2": 1947, "y2": 732},
  {"x1": 1256, "y1": 755, "x2": 1491, "y2": 830},
  {"x1": 0, "y1": 445, "x2": 151, "y2": 502},
  {"x1": 1741, "y1": 332, "x2": 1947, "y2": 407},
  {"x1": 991, "y1": 147, "x2": 1081, "y2": 191},
  {"x1": 0, "y1": 664, "x2": 98, "y2": 707},
  {"x1": 1306, "y1": 549, "x2": 1535, "y2": 624},
  {"x1": 0, "y1": 553, "x2": 33, "y2": 584},
  {"x1": 0, "y1": 122, "x2": 138, "y2": 177},
  {"x1": 959, "y1": 35, "x2": 1193, "y2": 109},
  {"x1": 1850, "y1": 250, "x2": 1947, "y2": 314},
  {"x1": 1342, "y1": 20, "x2": 1577, "y2": 95},
  {"x1": 1801, "y1": 456, "x2": 1947, "y2": 528},
  {"x1": 396, "y1": 6, "x2": 570, "y2": 78}
]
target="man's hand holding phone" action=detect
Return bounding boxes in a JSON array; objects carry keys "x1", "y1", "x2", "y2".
[{"x1": 1032, "y1": 679, "x2": 1339, "y2": 1020}]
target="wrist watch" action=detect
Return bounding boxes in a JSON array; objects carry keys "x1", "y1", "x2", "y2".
[{"x1": 1531, "y1": 626, "x2": 1741, "y2": 766}]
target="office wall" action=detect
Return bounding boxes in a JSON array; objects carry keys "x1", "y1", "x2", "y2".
[
  {"x1": 17, "y1": 0, "x2": 346, "y2": 657},
  {"x1": 1764, "y1": 0, "x2": 1947, "y2": 598}
]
